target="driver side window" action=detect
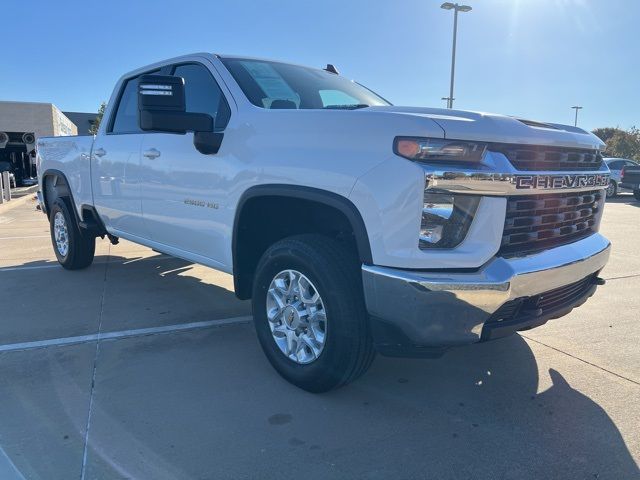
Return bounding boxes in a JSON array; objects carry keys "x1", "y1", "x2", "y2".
[{"x1": 172, "y1": 63, "x2": 231, "y2": 131}]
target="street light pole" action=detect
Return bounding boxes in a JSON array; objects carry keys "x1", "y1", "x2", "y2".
[
  {"x1": 441, "y1": 3, "x2": 472, "y2": 109},
  {"x1": 572, "y1": 106, "x2": 583, "y2": 127},
  {"x1": 448, "y1": 8, "x2": 458, "y2": 109}
]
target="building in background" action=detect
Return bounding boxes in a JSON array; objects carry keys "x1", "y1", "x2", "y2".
[
  {"x1": 63, "y1": 111, "x2": 98, "y2": 136},
  {"x1": 0, "y1": 101, "x2": 95, "y2": 186}
]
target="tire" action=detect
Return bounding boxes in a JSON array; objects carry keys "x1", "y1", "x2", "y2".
[
  {"x1": 252, "y1": 234, "x2": 375, "y2": 392},
  {"x1": 634, "y1": 190, "x2": 640, "y2": 201},
  {"x1": 605, "y1": 181, "x2": 617, "y2": 198},
  {"x1": 49, "y1": 198, "x2": 95, "y2": 270}
]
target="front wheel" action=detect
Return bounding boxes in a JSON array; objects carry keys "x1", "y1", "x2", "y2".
[
  {"x1": 605, "y1": 181, "x2": 617, "y2": 198},
  {"x1": 634, "y1": 189, "x2": 640, "y2": 201},
  {"x1": 49, "y1": 198, "x2": 95, "y2": 270},
  {"x1": 252, "y1": 234, "x2": 375, "y2": 392}
]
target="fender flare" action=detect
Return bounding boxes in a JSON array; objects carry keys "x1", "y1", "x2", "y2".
[
  {"x1": 41, "y1": 169, "x2": 76, "y2": 219},
  {"x1": 233, "y1": 184, "x2": 373, "y2": 266},
  {"x1": 42, "y1": 168, "x2": 108, "y2": 236}
]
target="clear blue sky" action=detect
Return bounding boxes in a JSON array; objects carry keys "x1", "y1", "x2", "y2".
[{"x1": 2, "y1": 0, "x2": 637, "y2": 131}]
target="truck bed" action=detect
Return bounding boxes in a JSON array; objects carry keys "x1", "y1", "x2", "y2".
[{"x1": 36, "y1": 135, "x2": 95, "y2": 214}]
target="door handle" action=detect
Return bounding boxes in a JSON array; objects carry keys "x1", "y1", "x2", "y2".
[
  {"x1": 94, "y1": 148, "x2": 106, "y2": 157},
  {"x1": 143, "y1": 148, "x2": 161, "y2": 159}
]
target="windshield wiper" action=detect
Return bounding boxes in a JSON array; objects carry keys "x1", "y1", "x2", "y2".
[{"x1": 323, "y1": 104, "x2": 370, "y2": 110}]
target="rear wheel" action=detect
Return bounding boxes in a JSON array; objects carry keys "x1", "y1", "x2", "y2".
[
  {"x1": 49, "y1": 198, "x2": 95, "y2": 270},
  {"x1": 252, "y1": 234, "x2": 375, "y2": 392},
  {"x1": 605, "y1": 181, "x2": 617, "y2": 198}
]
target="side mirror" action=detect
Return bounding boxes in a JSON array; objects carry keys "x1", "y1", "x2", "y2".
[
  {"x1": 137, "y1": 74, "x2": 223, "y2": 154},
  {"x1": 137, "y1": 75, "x2": 213, "y2": 134}
]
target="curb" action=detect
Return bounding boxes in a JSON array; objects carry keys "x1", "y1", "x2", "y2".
[{"x1": 0, "y1": 186, "x2": 39, "y2": 214}]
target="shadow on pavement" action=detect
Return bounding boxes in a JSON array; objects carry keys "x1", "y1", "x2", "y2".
[
  {"x1": 0, "y1": 254, "x2": 637, "y2": 479},
  {"x1": 3, "y1": 326, "x2": 630, "y2": 479},
  {"x1": 0, "y1": 253, "x2": 249, "y2": 344}
]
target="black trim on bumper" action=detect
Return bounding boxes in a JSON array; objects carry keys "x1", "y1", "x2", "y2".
[
  {"x1": 369, "y1": 273, "x2": 605, "y2": 358},
  {"x1": 480, "y1": 274, "x2": 603, "y2": 341}
]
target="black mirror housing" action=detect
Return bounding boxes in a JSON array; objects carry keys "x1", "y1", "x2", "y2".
[
  {"x1": 138, "y1": 75, "x2": 186, "y2": 111},
  {"x1": 137, "y1": 75, "x2": 214, "y2": 134},
  {"x1": 139, "y1": 110, "x2": 213, "y2": 134}
]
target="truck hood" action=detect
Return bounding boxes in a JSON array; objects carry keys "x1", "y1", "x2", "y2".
[{"x1": 366, "y1": 106, "x2": 605, "y2": 151}]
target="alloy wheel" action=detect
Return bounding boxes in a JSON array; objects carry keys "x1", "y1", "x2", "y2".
[
  {"x1": 266, "y1": 269, "x2": 327, "y2": 364},
  {"x1": 53, "y1": 211, "x2": 69, "y2": 257}
]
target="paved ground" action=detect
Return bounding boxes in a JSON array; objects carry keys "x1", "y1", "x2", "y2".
[{"x1": 0, "y1": 194, "x2": 638, "y2": 480}]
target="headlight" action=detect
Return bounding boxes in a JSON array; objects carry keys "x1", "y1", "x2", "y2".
[
  {"x1": 394, "y1": 137, "x2": 487, "y2": 163},
  {"x1": 420, "y1": 193, "x2": 480, "y2": 249}
]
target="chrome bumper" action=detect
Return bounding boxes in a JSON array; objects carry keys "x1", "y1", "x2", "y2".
[{"x1": 362, "y1": 234, "x2": 610, "y2": 353}]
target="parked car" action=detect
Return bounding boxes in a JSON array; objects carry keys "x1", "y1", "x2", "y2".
[
  {"x1": 620, "y1": 164, "x2": 640, "y2": 200},
  {"x1": 603, "y1": 157, "x2": 639, "y2": 197},
  {"x1": 36, "y1": 53, "x2": 611, "y2": 392}
]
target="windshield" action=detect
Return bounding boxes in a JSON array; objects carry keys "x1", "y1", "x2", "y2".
[{"x1": 220, "y1": 57, "x2": 391, "y2": 110}]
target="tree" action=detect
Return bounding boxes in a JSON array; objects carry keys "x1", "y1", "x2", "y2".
[
  {"x1": 592, "y1": 127, "x2": 640, "y2": 160},
  {"x1": 89, "y1": 102, "x2": 107, "y2": 136}
]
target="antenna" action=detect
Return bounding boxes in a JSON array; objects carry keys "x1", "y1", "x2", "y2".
[{"x1": 324, "y1": 64, "x2": 339, "y2": 75}]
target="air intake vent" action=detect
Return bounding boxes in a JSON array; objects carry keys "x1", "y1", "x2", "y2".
[
  {"x1": 484, "y1": 274, "x2": 598, "y2": 328},
  {"x1": 516, "y1": 119, "x2": 559, "y2": 130},
  {"x1": 490, "y1": 144, "x2": 603, "y2": 171}
]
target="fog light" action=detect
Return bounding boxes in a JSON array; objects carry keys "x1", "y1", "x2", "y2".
[{"x1": 420, "y1": 193, "x2": 480, "y2": 249}]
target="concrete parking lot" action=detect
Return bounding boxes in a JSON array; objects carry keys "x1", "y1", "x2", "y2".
[{"x1": 0, "y1": 194, "x2": 639, "y2": 480}]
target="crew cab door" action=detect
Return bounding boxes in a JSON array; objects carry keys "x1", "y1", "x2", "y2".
[
  {"x1": 92, "y1": 73, "x2": 154, "y2": 239},
  {"x1": 139, "y1": 62, "x2": 233, "y2": 267}
]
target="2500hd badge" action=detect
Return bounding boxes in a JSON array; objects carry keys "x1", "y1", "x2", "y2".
[{"x1": 515, "y1": 173, "x2": 610, "y2": 190}]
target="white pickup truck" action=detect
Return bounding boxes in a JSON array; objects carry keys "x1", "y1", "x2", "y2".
[{"x1": 37, "y1": 53, "x2": 611, "y2": 392}]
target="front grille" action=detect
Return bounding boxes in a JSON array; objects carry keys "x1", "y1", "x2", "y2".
[
  {"x1": 486, "y1": 274, "x2": 597, "y2": 326},
  {"x1": 500, "y1": 190, "x2": 603, "y2": 256},
  {"x1": 490, "y1": 144, "x2": 603, "y2": 171}
]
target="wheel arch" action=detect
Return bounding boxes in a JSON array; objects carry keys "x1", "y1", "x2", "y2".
[
  {"x1": 41, "y1": 169, "x2": 75, "y2": 219},
  {"x1": 232, "y1": 184, "x2": 372, "y2": 300}
]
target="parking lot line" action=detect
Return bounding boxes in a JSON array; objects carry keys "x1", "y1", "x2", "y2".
[
  {"x1": 0, "y1": 315, "x2": 252, "y2": 353},
  {"x1": 521, "y1": 334, "x2": 640, "y2": 387},
  {"x1": 0, "y1": 447, "x2": 25, "y2": 480},
  {"x1": 0, "y1": 264, "x2": 61, "y2": 272},
  {"x1": 0, "y1": 235, "x2": 50, "y2": 240},
  {"x1": 0, "y1": 255, "x2": 175, "y2": 272}
]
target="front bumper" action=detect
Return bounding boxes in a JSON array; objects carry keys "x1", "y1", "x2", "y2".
[{"x1": 362, "y1": 233, "x2": 610, "y2": 357}]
